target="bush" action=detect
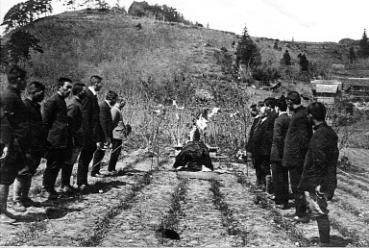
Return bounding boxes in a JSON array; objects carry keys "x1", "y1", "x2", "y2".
[{"x1": 252, "y1": 64, "x2": 280, "y2": 84}]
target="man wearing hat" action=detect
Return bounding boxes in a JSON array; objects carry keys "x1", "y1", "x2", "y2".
[{"x1": 283, "y1": 91, "x2": 312, "y2": 222}]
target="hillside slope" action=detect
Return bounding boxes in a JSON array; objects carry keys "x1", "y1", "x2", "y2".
[{"x1": 2, "y1": 9, "x2": 361, "y2": 97}]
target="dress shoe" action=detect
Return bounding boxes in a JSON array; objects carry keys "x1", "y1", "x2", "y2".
[
  {"x1": 61, "y1": 185, "x2": 76, "y2": 195},
  {"x1": 105, "y1": 170, "x2": 118, "y2": 176},
  {"x1": 22, "y1": 197, "x2": 40, "y2": 207},
  {"x1": 293, "y1": 215, "x2": 310, "y2": 223},
  {"x1": 91, "y1": 173, "x2": 104, "y2": 178},
  {"x1": 46, "y1": 191, "x2": 59, "y2": 201},
  {"x1": 78, "y1": 184, "x2": 89, "y2": 193},
  {"x1": 0, "y1": 213, "x2": 17, "y2": 224},
  {"x1": 12, "y1": 201, "x2": 27, "y2": 212},
  {"x1": 275, "y1": 203, "x2": 290, "y2": 210}
]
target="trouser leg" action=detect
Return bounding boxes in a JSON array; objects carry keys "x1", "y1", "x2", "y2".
[
  {"x1": 254, "y1": 156, "x2": 262, "y2": 186},
  {"x1": 15, "y1": 152, "x2": 42, "y2": 201},
  {"x1": 272, "y1": 162, "x2": 289, "y2": 204},
  {"x1": 43, "y1": 150, "x2": 64, "y2": 193},
  {"x1": 0, "y1": 184, "x2": 9, "y2": 214},
  {"x1": 289, "y1": 167, "x2": 306, "y2": 217},
  {"x1": 108, "y1": 140, "x2": 122, "y2": 171},
  {"x1": 61, "y1": 148, "x2": 81, "y2": 187},
  {"x1": 77, "y1": 149, "x2": 94, "y2": 186},
  {"x1": 91, "y1": 149, "x2": 105, "y2": 175},
  {"x1": 317, "y1": 216, "x2": 330, "y2": 243}
]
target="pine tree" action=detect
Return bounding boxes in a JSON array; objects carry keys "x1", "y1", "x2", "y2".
[
  {"x1": 1, "y1": 0, "x2": 52, "y2": 32},
  {"x1": 358, "y1": 29, "x2": 369, "y2": 58},
  {"x1": 349, "y1": 47, "x2": 356, "y2": 63},
  {"x1": 298, "y1": 53, "x2": 309, "y2": 71},
  {"x1": 236, "y1": 26, "x2": 261, "y2": 69},
  {"x1": 282, "y1": 50, "x2": 291, "y2": 65}
]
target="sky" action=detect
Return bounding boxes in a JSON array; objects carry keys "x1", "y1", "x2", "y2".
[{"x1": 0, "y1": 0, "x2": 368, "y2": 42}]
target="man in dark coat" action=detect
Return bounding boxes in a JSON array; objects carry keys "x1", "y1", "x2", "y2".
[
  {"x1": 61, "y1": 83, "x2": 86, "y2": 194},
  {"x1": 270, "y1": 96, "x2": 290, "y2": 209},
  {"x1": 0, "y1": 66, "x2": 30, "y2": 223},
  {"x1": 91, "y1": 91, "x2": 118, "y2": 176},
  {"x1": 77, "y1": 75, "x2": 103, "y2": 191},
  {"x1": 283, "y1": 91, "x2": 312, "y2": 222},
  {"x1": 246, "y1": 102, "x2": 263, "y2": 178},
  {"x1": 298, "y1": 102, "x2": 339, "y2": 245},
  {"x1": 13, "y1": 81, "x2": 46, "y2": 211},
  {"x1": 42, "y1": 77, "x2": 73, "y2": 200},
  {"x1": 253, "y1": 98, "x2": 277, "y2": 191}
]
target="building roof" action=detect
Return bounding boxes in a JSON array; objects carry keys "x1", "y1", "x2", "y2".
[
  {"x1": 316, "y1": 84, "x2": 339, "y2": 93},
  {"x1": 341, "y1": 78, "x2": 369, "y2": 89},
  {"x1": 311, "y1": 80, "x2": 342, "y2": 91}
]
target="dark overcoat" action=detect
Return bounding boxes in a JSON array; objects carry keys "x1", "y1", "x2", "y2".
[
  {"x1": 99, "y1": 101, "x2": 113, "y2": 142},
  {"x1": 67, "y1": 96, "x2": 83, "y2": 147},
  {"x1": 253, "y1": 113, "x2": 276, "y2": 157},
  {"x1": 298, "y1": 122, "x2": 339, "y2": 195},
  {"x1": 270, "y1": 113, "x2": 290, "y2": 163},
  {"x1": 24, "y1": 98, "x2": 46, "y2": 152},
  {"x1": 43, "y1": 93, "x2": 71, "y2": 149},
  {"x1": 283, "y1": 106, "x2": 312, "y2": 168},
  {"x1": 80, "y1": 88, "x2": 103, "y2": 149}
]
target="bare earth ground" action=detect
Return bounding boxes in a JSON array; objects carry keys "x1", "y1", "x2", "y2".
[{"x1": 0, "y1": 148, "x2": 368, "y2": 247}]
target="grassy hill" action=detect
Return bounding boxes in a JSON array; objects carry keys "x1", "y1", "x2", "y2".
[{"x1": 2, "y1": 9, "x2": 365, "y2": 98}]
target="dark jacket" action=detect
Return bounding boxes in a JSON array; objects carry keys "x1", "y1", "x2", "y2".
[
  {"x1": 99, "y1": 100, "x2": 113, "y2": 141},
  {"x1": 270, "y1": 113, "x2": 290, "y2": 163},
  {"x1": 0, "y1": 87, "x2": 30, "y2": 152},
  {"x1": 246, "y1": 116, "x2": 260, "y2": 154},
  {"x1": 81, "y1": 88, "x2": 103, "y2": 149},
  {"x1": 67, "y1": 96, "x2": 83, "y2": 147},
  {"x1": 24, "y1": 98, "x2": 47, "y2": 152},
  {"x1": 43, "y1": 93, "x2": 71, "y2": 149},
  {"x1": 283, "y1": 106, "x2": 312, "y2": 168},
  {"x1": 298, "y1": 122, "x2": 339, "y2": 194},
  {"x1": 0, "y1": 96, "x2": 13, "y2": 152},
  {"x1": 253, "y1": 113, "x2": 276, "y2": 157}
]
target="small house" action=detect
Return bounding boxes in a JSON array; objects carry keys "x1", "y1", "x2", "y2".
[{"x1": 310, "y1": 80, "x2": 342, "y2": 105}]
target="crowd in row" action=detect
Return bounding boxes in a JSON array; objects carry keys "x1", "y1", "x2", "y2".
[
  {"x1": 0, "y1": 66, "x2": 129, "y2": 224},
  {"x1": 246, "y1": 91, "x2": 339, "y2": 245}
]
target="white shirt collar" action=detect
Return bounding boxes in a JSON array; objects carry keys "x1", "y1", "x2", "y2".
[
  {"x1": 105, "y1": 100, "x2": 112, "y2": 108},
  {"x1": 279, "y1": 111, "x2": 287, "y2": 116},
  {"x1": 88, "y1": 86, "x2": 97, "y2": 96}
]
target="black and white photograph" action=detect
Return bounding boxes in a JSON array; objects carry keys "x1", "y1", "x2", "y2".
[{"x1": 0, "y1": 0, "x2": 368, "y2": 246}]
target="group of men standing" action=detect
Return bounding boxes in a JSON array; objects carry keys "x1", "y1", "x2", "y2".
[
  {"x1": 247, "y1": 91, "x2": 339, "y2": 245},
  {"x1": 0, "y1": 66, "x2": 127, "y2": 224}
]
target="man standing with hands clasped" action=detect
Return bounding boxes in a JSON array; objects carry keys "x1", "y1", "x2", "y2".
[{"x1": 298, "y1": 102, "x2": 339, "y2": 246}]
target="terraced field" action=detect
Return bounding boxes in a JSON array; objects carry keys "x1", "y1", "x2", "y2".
[{"x1": 0, "y1": 148, "x2": 368, "y2": 247}]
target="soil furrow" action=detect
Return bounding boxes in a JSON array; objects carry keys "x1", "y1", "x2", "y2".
[
  {"x1": 174, "y1": 178, "x2": 232, "y2": 247},
  {"x1": 100, "y1": 169, "x2": 178, "y2": 246},
  {"x1": 1, "y1": 153, "x2": 164, "y2": 246},
  {"x1": 219, "y1": 173, "x2": 296, "y2": 247}
]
